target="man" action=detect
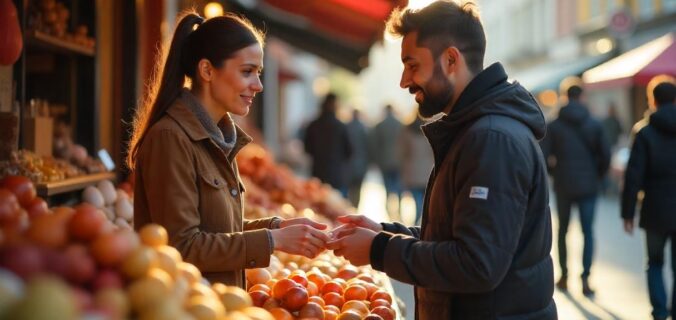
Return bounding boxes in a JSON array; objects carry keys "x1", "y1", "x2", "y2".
[
  {"x1": 602, "y1": 103, "x2": 623, "y2": 149},
  {"x1": 303, "y1": 93, "x2": 353, "y2": 196},
  {"x1": 632, "y1": 75, "x2": 676, "y2": 136},
  {"x1": 541, "y1": 83, "x2": 611, "y2": 295},
  {"x1": 327, "y1": 1, "x2": 556, "y2": 318},
  {"x1": 346, "y1": 109, "x2": 370, "y2": 208},
  {"x1": 369, "y1": 104, "x2": 404, "y2": 217},
  {"x1": 622, "y1": 79, "x2": 676, "y2": 320}
]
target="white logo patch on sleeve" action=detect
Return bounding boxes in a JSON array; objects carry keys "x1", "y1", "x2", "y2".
[{"x1": 469, "y1": 186, "x2": 489, "y2": 200}]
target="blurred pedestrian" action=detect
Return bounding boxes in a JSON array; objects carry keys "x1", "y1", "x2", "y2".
[
  {"x1": 327, "y1": 1, "x2": 556, "y2": 318},
  {"x1": 602, "y1": 102, "x2": 623, "y2": 149},
  {"x1": 398, "y1": 111, "x2": 433, "y2": 224},
  {"x1": 304, "y1": 93, "x2": 353, "y2": 196},
  {"x1": 622, "y1": 78, "x2": 676, "y2": 320},
  {"x1": 633, "y1": 75, "x2": 676, "y2": 136},
  {"x1": 346, "y1": 109, "x2": 369, "y2": 208},
  {"x1": 369, "y1": 104, "x2": 403, "y2": 217},
  {"x1": 541, "y1": 83, "x2": 611, "y2": 295}
]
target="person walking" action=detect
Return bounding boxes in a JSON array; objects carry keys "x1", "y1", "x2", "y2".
[
  {"x1": 370, "y1": 104, "x2": 403, "y2": 217},
  {"x1": 622, "y1": 78, "x2": 676, "y2": 320},
  {"x1": 128, "y1": 11, "x2": 329, "y2": 287},
  {"x1": 398, "y1": 111, "x2": 433, "y2": 224},
  {"x1": 541, "y1": 83, "x2": 611, "y2": 295},
  {"x1": 303, "y1": 93, "x2": 353, "y2": 196},
  {"x1": 602, "y1": 102, "x2": 623, "y2": 149},
  {"x1": 346, "y1": 109, "x2": 369, "y2": 208},
  {"x1": 326, "y1": 1, "x2": 557, "y2": 318}
]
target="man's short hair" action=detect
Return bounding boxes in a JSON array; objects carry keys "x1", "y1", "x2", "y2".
[
  {"x1": 647, "y1": 75, "x2": 675, "y2": 108},
  {"x1": 567, "y1": 85, "x2": 583, "y2": 101},
  {"x1": 653, "y1": 82, "x2": 676, "y2": 107},
  {"x1": 386, "y1": 0, "x2": 486, "y2": 73}
]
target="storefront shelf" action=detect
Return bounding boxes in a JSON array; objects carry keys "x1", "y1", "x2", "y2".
[
  {"x1": 26, "y1": 30, "x2": 95, "y2": 57},
  {"x1": 36, "y1": 172, "x2": 115, "y2": 197}
]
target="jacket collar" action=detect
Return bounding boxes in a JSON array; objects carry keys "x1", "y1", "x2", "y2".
[
  {"x1": 166, "y1": 98, "x2": 253, "y2": 158},
  {"x1": 422, "y1": 63, "x2": 511, "y2": 166}
]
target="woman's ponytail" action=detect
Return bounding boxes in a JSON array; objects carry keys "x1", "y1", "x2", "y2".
[{"x1": 127, "y1": 11, "x2": 203, "y2": 170}]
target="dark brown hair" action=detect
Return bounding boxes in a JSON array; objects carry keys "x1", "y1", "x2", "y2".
[
  {"x1": 386, "y1": 0, "x2": 486, "y2": 73},
  {"x1": 127, "y1": 10, "x2": 264, "y2": 169}
]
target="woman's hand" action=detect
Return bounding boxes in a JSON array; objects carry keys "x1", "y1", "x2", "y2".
[{"x1": 270, "y1": 224, "x2": 330, "y2": 259}]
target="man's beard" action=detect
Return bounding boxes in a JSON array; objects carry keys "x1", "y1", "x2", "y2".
[{"x1": 414, "y1": 63, "x2": 454, "y2": 120}]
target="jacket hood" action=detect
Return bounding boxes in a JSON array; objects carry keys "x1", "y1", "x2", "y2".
[
  {"x1": 429, "y1": 64, "x2": 547, "y2": 140},
  {"x1": 558, "y1": 101, "x2": 591, "y2": 126},
  {"x1": 650, "y1": 104, "x2": 676, "y2": 134}
]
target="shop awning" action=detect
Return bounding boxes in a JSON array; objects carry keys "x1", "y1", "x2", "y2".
[
  {"x1": 583, "y1": 33, "x2": 676, "y2": 89},
  {"x1": 511, "y1": 53, "x2": 610, "y2": 93},
  {"x1": 228, "y1": 0, "x2": 407, "y2": 73}
]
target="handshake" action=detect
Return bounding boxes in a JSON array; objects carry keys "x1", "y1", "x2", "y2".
[{"x1": 269, "y1": 215, "x2": 383, "y2": 266}]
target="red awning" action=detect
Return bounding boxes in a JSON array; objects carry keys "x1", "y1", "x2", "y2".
[
  {"x1": 583, "y1": 33, "x2": 676, "y2": 89},
  {"x1": 228, "y1": 0, "x2": 407, "y2": 73}
]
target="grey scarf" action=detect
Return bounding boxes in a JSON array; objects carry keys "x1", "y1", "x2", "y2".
[{"x1": 180, "y1": 89, "x2": 236, "y2": 155}]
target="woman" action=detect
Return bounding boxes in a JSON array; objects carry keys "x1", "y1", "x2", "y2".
[{"x1": 127, "y1": 11, "x2": 329, "y2": 287}]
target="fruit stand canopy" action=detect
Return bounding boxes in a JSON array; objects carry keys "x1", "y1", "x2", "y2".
[
  {"x1": 229, "y1": 0, "x2": 408, "y2": 73},
  {"x1": 583, "y1": 32, "x2": 676, "y2": 89}
]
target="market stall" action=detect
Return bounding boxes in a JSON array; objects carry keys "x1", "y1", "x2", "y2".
[{"x1": 0, "y1": 143, "x2": 405, "y2": 320}]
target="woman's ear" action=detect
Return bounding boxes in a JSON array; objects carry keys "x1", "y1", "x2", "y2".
[{"x1": 197, "y1": 58, "x2": 213, "y2": 82}]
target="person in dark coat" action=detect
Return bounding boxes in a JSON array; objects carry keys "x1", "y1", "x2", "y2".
[
  {"x1": 602, "y1": 103, "x2": 623, "y2": 149},
  {"x1": 346, "y1": 109, "x2": 369, "y2": 207},
  {"x1": 326, "y1": 2, "x2": 556, "y2": 319},
  {"x1": 622, "y1": 79, "x2": 676, "y2": 320},
  {"x1": 369, "y1": 104, "x2": 404, "y2": 218},
  {"x1": 398, "y1": 113, "x2": 434, "y2": 224},
  {"x1": 541, "y1": 83, "x2": 610, "y2": 296},
  {"x1": 303, "y1": 93, "x2": 353, "y2": 196}
]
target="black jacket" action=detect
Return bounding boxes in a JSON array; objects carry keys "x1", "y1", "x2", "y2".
[
  {"x1": 541, "y1": 102, "x2": 611, "y2": 198},
  {"x1": 622, "y1": 104, "x2": 676, "y2": 232},
  {"x1": 303, "y1": 112, "x2": 353, "y2": 190},
  {"x1": 370, "y1": 63, "x2": 556, "y2": 319}
]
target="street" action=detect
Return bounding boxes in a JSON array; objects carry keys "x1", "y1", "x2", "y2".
[{"x1": 358, "y1": 170, "x2": 667, "y2": 320}]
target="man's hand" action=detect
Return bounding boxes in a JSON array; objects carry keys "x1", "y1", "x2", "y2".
[
  {"x1": 326, "y1": 226, "x2": 377, "y2": 266},
  {"x1": 623, "y1": 219, "x2": 635, "y2": 235},
  {"x1": 280, "y1": 217, "x2": 328, "y2": 230},
  {"x1": 336, "y1": 215, "x2": 383, "y2": 232}
]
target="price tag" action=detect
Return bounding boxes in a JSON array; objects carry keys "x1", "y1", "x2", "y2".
[{"x1": 97, "y1": 149, "x2": 116, "y2": 171}]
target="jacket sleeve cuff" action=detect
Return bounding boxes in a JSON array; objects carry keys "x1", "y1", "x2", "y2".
[
  {"x1": 243, "y1": 217, "x2": 277, "y2": 231},
  {"x1": 242, "y1": 229, "x2": 272, "y2": 268},
  {"x1": 370, "y1": 232, "x2": 393, "y2": 272},
  {"x1": 381, "y1": 222, "x2": 397, "y2": 233}
]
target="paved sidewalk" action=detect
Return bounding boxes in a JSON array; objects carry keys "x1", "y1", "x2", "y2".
[{"x1": 358, "y1": 169, "x2": 668, "y2": 320}]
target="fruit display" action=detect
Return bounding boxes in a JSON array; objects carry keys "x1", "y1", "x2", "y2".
[
  {"x1": 0, "y1": 149, "x2": 107, "y2": 184},
  {"x1": 246, "y1": 252, "x2": 398, "y2": 320},
  {"x1": 0, "y1": 175, "x2": 277, "y2": 319},
  {"x1": 81, "y1": 180, "x2": 134, "y2": 230},
  {"x1": 237, "y1": 143, "x2": 353, "y2": 221},
  {"x1": 0, "y1": 141, "x2": 404, "y2": 319}
]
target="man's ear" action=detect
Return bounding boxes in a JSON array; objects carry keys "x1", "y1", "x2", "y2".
[
  {"x1": 444, "y1": 47, "x2": 460, "y2": 73},
  {"x1": 197, "y1": 59, "x2": 213, "y2": 82}
]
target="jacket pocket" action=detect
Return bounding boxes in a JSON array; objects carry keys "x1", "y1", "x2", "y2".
[
  {"x1": 198, "y1": 171, "x2": 235, "y2": 232},
  {"x1": 200, "y1": 173, "x2": 227, "y2": 190}
]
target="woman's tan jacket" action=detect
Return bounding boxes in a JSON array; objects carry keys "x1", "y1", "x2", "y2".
[{"x1": 134, "y1": 98, "x2": 275, "y2": 287}]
